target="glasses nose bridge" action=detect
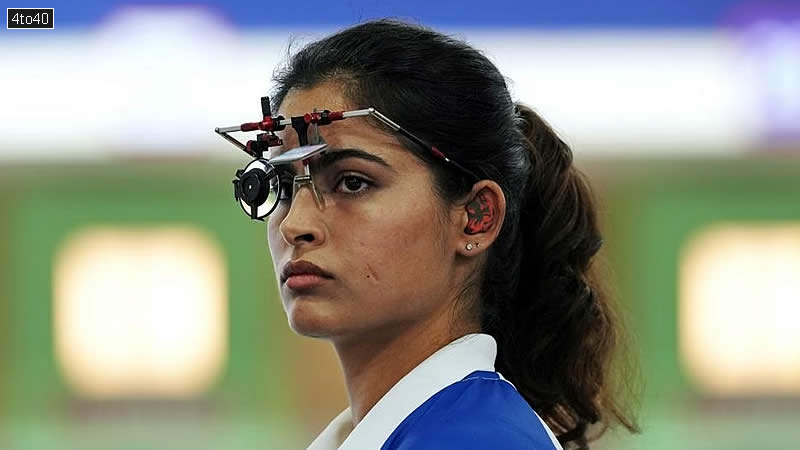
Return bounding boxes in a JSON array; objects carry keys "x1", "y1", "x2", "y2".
[
  {"x1": 277, "y1": 173, "x2": 327, "y2": 246},
  {"x1": 291, "y1": 172, "x2": 326, "y2": 211}
]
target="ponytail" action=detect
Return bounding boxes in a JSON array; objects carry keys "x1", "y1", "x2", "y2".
[{"x1": 484, "y1": 104, "x2": 639, "y2": 449}]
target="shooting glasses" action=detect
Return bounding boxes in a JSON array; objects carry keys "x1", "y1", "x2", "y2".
[{"x1": 215, "y1": 95, "x2": 479, "y2": 221}]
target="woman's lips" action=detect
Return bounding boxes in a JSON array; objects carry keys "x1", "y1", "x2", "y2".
[
  {"x1": 285, "y1": 274, "x2": 331, "y2": 290},
  {"x1": 281, "y1": 260, "x2": 334, "y2": 283}
]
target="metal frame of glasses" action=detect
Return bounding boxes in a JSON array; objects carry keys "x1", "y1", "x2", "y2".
[{"x1": 215, "y1": 95, "x2": 479, "y2": 221}]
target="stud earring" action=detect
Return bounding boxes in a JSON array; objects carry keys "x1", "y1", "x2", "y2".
[{"x1": 466, "y1": 243, "x2": 474, "y2": 250}]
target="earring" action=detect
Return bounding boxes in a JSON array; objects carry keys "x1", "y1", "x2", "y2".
[{"x1": 466, "y1": 243, "x2": 474, "y2": 251}]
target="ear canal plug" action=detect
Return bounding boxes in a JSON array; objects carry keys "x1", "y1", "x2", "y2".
[{"x1": 464, "y1": 192, "x2": 494, "y2": 234}]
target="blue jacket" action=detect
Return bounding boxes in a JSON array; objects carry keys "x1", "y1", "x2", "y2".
[
  {"x1": 307, "y1": 334, "x2": 562, "y2": 450},
  {"x1": 383, "y1": 370, "x2": 561, "y2": 449}
]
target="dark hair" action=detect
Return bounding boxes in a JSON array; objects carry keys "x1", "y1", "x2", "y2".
[{"x1": 271, "y1": 19, "x2": 638, "y2": 449}]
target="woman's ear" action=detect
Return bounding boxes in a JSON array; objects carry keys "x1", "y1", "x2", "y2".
[{"x1": 456, "y1": 180, "x2": 506, "y2": 256}]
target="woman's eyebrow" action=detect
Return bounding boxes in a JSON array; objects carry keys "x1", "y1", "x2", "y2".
[{"x1": 316, "y1": 148, "x2": 396, "y2": 173}]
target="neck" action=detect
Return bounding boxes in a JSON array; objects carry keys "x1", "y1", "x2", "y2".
[{"x1": 333, "y1": 316, "x2": 477, "y2": 425}]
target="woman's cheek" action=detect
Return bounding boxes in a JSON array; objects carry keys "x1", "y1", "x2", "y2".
[{"x1": 363, "y1": 263, "x2": 380, "y2": 284}]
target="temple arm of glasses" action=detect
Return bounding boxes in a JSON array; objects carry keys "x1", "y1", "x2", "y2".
[
  {"x1": 345, "y1": 109, "x2": 451, "y2": 158},
  {"x1": 342, "y1": 109, "x2": 432, "y2": 152},
  {"x1": 349, "y1": 109, "x2": 481, "y2": 181}
]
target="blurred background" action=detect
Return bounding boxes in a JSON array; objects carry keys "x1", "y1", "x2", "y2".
[{"x1": 1, "y1": 1, "x2": 799, "y2": 449}]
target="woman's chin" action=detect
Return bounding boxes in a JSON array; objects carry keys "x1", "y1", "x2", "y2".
[{"x1": 285, "y1": 299, "x2": 341, "y2": 338}]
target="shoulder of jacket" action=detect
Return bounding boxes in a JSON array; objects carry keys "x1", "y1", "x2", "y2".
[{"x1": 384, "y1": 376, "x2": 559, "y2": 450}]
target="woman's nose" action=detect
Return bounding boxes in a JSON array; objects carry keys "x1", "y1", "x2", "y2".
[{"x1": 278, "y1": 183, "x2": 326, "y2": 247}]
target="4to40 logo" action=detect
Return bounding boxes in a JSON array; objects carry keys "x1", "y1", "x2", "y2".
[{"x1": 7, "y1": 8, "x2": 54, "y2": 29}]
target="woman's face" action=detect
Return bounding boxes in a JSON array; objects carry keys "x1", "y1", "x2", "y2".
[{"x1": 266, "y1": 83, "x2": 463, "y2": 342}]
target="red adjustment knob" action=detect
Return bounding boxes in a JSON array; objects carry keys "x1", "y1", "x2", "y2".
[
  {"x1": 241, "y1": 116, "x2": 285, "y2": 132},
  {"x1": 303, "y1": 110, "x2": 340, "y2": 125},
  {"x1": 259, "y1": 116, "x2": 276, "y2": 131}
]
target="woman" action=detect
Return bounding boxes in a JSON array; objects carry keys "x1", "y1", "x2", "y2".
[{"x1": 254, "y1": 19, "x2": 637, "y2": 449}]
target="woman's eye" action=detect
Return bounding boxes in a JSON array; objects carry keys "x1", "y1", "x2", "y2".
[{"x1": 336, "y1": 175, "x2": 372, "y2": 195}]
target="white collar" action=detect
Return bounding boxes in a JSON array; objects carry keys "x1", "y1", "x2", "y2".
[{"x1": 306, "y1": 333, "x2": 498, "y2": 450}]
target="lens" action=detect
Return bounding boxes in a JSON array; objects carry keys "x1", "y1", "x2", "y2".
[
  {"x1": 241, "y1": 170, "x2": 268, "y2": 204},
  {"x1": 236, "y1": 159, "x2": 280, "y2": 220}
]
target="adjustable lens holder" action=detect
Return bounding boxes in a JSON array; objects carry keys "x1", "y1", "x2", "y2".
[{"x1": 216, "y1": 93, "x2": 480, "y2": 221}]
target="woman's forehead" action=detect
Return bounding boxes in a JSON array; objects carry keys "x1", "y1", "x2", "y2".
[
  {"x1": 274, "y1": 115, "x2": 381, "y2": 149},
  {"x1": 273, "y1": 85, "x2": 407, "y2": 162},
  {"x1": 278, "y1": 83, "x2": 352, "y2": 114},
  {"x1": 268, "y1": 120, "x2": 429, "y2": 179}
]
